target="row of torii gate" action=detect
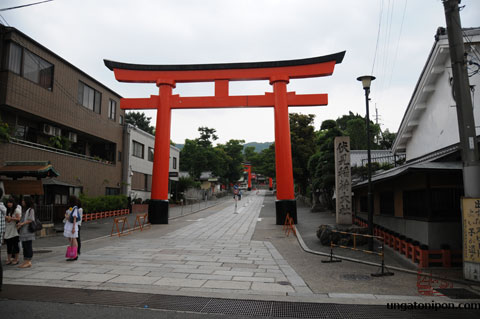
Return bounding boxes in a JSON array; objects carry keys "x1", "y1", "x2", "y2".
[{"x1": 105, "y1": 51, "x2": 344, "y2": 225}]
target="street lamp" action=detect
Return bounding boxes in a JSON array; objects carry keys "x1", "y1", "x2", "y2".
[{"x1": 357, "y1": 75, "x2": 376, "y2": 251}]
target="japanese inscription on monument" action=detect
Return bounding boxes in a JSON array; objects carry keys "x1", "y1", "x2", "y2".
[
  {"x1": 334, "y1": 136, "x2": 351, "y2": 224},
  {"x1": 462, "y1": 198, "x2": 480, "y2": 263}
]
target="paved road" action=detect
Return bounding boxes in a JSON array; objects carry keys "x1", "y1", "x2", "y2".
[
  {"x1": 3, "y1": 193, "x2": 310, "y2": 296},
  {"x1": 2, "y1": 191, "x2": 480, "y2": 319}
]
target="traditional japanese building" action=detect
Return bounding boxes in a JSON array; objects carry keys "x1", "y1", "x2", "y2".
[{"x1": 352, "y1": 27, "x2": 480, "y2": 254}]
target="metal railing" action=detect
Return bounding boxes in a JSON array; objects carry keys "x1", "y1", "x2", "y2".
[
  {"x1": 35, "y1": 204, "x2": 54, "y2": 223},
  {"x1": 361, "y1": 153, "x2": 406, "y2": 167},
  {"x1": 9, "y1": 137, "x2": 114, "y2": 165}
]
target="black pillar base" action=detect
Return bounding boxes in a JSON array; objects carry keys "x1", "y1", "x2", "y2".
[
  {"x1": 248, "y1": 187, "x2": 251, "y2": 191},
  {"x1": 275, "y1": 199, "x2": 297, "y2": 225},
  {"x1": 148, "y1": 200, "x2": 169, "y2": 224}
]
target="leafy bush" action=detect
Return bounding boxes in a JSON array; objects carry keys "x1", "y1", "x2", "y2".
[{"x1": 79, "y1": 194, "x2": 128, "y2": 214}]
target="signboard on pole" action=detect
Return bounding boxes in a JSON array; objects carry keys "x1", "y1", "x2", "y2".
[
  {"x1": 334, "y1": 136, "x2": 352, "y2": 225},
  {"x1": 462, "y1": 197, "x2": 480, "y2": 280}
]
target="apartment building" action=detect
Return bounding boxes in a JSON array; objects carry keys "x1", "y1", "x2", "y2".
[
  {"x1": 0, "y1": 25, "x2": 125, "y2": 203},
  {"x1": 123, "y1": 124, "x2": 180, "y2": 202}
]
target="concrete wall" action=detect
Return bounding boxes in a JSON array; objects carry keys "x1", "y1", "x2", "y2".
[{"x1": 357, "y1": 212, "x2": 462, "y2": 249}]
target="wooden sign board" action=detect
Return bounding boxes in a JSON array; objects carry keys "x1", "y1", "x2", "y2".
[{"x1": 462, "y1": 197, "x2": 480, "y2": 282}]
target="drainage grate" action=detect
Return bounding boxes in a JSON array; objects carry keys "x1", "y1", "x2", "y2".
[
  {"x1": 202, "y1": 299, "x2": 272, "y2": 316},
  {"x1": 341, "y1": 274, "x2": 372, "y2": 281},
  {"x1": 2, "y1": 284, "x2": 480, "y2": 318},
  {"x1": 336, "y1": 305, "x2": 406, "y2": 319},
  {"x1": 271, "y1": 302, "x2": 342, "y2": 319},
  {"x1": 144, "y1": 294, "x2": 209, "y2": 313},
  {"x1": 435, "y1": 288, "x2": 480, "y2": 299}
]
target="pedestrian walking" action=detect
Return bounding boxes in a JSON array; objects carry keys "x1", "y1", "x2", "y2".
[
  {"x1": 17, "y1": 196, "x2": 35, "y2": 268},
  {"x1": 0, "y1": 188, "x2": 6, "y2": 291},
  {"x1": 5, "y1": 197, "x2": 21, "y2": 265},
  {"x1": 64, "y1": 196, "x2": 79, "y2": 261},
  {"x1": 76, "y1": 198, "x2": 83, "y2": 255}
]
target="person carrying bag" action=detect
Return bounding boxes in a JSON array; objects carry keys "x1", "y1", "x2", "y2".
[
  {"x1": 17, "y1": 197, "x2": 35, "y2": 268},
  {"x1": 64, "y1": 196, "x2": 80, "y2": 261}
]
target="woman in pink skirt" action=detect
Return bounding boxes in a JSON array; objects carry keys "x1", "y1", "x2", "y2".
[{"x1": 64, "y1": 196, "x2": 79, "y2": 261}]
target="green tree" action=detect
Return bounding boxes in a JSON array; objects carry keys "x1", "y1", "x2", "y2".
[
  {"x1": 289, "y1": 113, "x2": 316, "y2": 196},
  {"x1": 308, "y1": 120, "x2": 343, "y2": 209},
  {"x1": 215, "y1": 139, "x2": 245, "y2": 184},
  {"x1": 336, "y1": 112, "x2": 380, "y2": 150},
  {"x1": 256, "y1": 143, "x2": 275, "y2": 178},
  {"x1": 379, "y1": 129, "x2": 397, "y2": 150},
  {"x1": 125, "y1": 111, "x2": 154, "y2": 134},
  {"x1": 197, "y1": 127, "x2": 218, "y2": 147},
  {"x1": 179, "y1": 127, "x2": 235, "y2": 182}
]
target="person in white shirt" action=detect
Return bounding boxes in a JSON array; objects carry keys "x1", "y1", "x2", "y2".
[
  {"x1": 0, "y1": 188, "x2": 6, "y2": 291},
  {"x1": 5, "y1": 197, "x2": 22, "y2": 265}
]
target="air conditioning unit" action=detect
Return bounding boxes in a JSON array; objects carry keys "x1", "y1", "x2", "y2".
[
  {"x1": 68, "y1": 132, "x2": 77, "y2": 143},
  {"x1": 43, "y1": 124, "x2": 54, "y2": 136},
  {"x1": 53, "y1": 127, "x2": 62, "y2": 137}
]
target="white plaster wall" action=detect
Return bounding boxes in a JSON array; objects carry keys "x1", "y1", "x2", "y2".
[
  {"x1": 406, "y1": 56, "x2": 480, "y2": 160},
  {"x1": 169, "y1": 146, "x2": 180, "y2": 181},
  {"x1": 129, "y1": 127, "x2": 155, "y2": 176},
  {"x1": 125, "y1": 126, "x2": 181, "y2": 198}
]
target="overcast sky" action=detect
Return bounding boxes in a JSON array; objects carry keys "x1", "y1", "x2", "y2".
[{"x1": 2, "y1": 0, "x2": 479, "y2": 144}]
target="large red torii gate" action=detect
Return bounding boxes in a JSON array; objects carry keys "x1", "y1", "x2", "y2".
[{"x1": 105, "y1": 52, "x2": 344, "y2": 225}]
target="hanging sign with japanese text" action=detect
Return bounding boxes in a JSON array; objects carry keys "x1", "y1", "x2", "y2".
[{"x1": 334, "y1": 136, "x2": 352, "y2": 225}]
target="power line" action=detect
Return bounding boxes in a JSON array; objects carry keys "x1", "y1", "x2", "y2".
[
  {"x1": 387, "y1": 0, "x2": 408, "y2": 87},
  {"x1": 371, "y1": 0, "x2": 384, "y2": 75},
  {"x1": 0, "y1": 0, "x2": 54, "y2": 12}
]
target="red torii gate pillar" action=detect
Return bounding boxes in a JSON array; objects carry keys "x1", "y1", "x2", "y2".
[
  {"x1": 105, "y1": 52, "x2": 344, "y2": 225},
  {"x1": 243, "y1": 163, "x2": 252, "y2": 191}
]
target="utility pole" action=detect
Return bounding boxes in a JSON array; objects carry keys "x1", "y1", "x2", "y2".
[{"x1": 443, "y1": 0, "x2": 480, "y2": 281}]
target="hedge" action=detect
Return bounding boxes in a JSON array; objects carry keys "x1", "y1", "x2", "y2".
[{"x1": 79, "y1": 194, "x2": 128, "y2": 214}]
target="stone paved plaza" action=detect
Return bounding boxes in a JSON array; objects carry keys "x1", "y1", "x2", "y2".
[{"x1": 3, "y1": 193, "x2": 312, "y2": 297}]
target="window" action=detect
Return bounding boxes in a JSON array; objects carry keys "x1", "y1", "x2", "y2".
[
  {"x1": 430, "y1": 188, "x2": 462, "y2": 220},
  {"x1": 145, "y1": 174, "x2": 152, "y2": 191},
  {"x1": 108, "y1": 99, "x2": 116, "y2": 120},
  {"x1": 7, "y1": 42, "x2": 54, "y2": 90},
  {"x1": 148, "y1": 147, "x2": 154, "y2": 162},
  {"x1": 105, "y1": 187, "x2": 120, "y2": 195},
  {"x1": 379, "y1": 192, "x2": 394, "y2": 216},
  {"x1": 119, "y1": 115, "x2": 124, "y2": 125},
  {"x1": 132, "y1": 140, "x2": 144, "y2": 158},
  {"x1": 7, "y1": 42, "x2": 22, "y2": 74},
  {"x1": 403, "y1": 190, "x2": 428, "y2": 219},
  {"x1": 173, "y1": 156, "x2": 177, "y2": 169},
  {"x1": 359, "y1": 196, "x2": 368, "y2": 213},
  {"x1": 131, "y1": 172, "x2": 151, "y2": 191},
  {"x1": 78, "y1": 81, "x2": 101, "y2": 113}
]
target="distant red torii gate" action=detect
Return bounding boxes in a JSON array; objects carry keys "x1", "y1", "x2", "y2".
[
  {"x1": 243, "y1": 163, "x2": 252, "y2": 191},
  {"x1": 105, "y1": 52, "x2": 345, "y2": 225}
]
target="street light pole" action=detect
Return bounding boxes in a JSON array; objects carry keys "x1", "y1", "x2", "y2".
[{"x1": 357, "y1": 75, "x2": 376, "y2": 251}]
